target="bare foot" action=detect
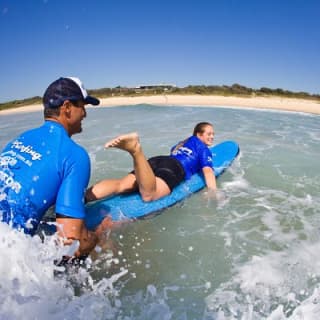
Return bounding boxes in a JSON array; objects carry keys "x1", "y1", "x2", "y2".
[{"x1": 104, "y1": 132, "x2": 140, "y2": 154}]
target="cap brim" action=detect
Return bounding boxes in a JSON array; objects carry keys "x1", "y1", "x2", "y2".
[{"x1": 84, "y1": 96, "x2": 100, "y2": 106}]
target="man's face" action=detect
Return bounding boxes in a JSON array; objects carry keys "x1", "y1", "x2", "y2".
[{"x1": 68, "y1": 100, "x2": 87, "y2": 135}]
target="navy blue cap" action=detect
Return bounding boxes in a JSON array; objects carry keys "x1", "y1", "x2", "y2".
[{"x1": 43, "y1": 77, "x2": 100, "y2": 108}]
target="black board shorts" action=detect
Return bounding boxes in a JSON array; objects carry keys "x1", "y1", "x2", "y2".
[{"x1": 131, "y1": 156, "x2": 185, "y2": 191}]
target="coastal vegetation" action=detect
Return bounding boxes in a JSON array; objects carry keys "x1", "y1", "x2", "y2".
[
  {"x1": 0, "y1": 96, "x2": 42, "y2": 111},
  {"x1": 1, "y1": 84, "x2": 319, "y2": 111}
]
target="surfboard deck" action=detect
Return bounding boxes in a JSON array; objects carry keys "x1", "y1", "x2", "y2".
[{"x1": 85, "y1": 140, "x2": 239, "y2": 230}]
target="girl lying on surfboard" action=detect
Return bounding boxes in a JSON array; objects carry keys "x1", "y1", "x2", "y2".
[{"x1": 85, "y1": 122, "x2": 217, "y2": 203}]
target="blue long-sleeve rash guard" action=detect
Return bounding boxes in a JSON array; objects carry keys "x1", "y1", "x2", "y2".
[{"x1": 0, "y1": 121, "x2": 90, "y2": 234}]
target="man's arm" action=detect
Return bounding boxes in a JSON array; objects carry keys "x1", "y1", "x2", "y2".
[
  {"x1": 56, "y1": 216, "x2": 114, "y2": 257},
  {"x1": 56, "y1": 217, "x2": 98, "y2": 257}
]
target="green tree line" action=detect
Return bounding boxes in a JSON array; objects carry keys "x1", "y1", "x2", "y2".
[{"x1": 1, "y1": 84, "x2": 319, "y2": 111}]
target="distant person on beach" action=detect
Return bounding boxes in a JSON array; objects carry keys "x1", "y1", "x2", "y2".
[
  {"x1": 85, "y1": 122, "x2": 217, "y2": 203},
  {"x1": 0, "y1": 77, "x2": 111, "y2": 261}
]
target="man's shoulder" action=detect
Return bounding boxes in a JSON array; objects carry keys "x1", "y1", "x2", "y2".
[
  {"x1": 71, "y1": 142, "x2": 89, "y2": 160},
  {"x1": 60, "y1": 138, "x2": 89, "y2": 163}
]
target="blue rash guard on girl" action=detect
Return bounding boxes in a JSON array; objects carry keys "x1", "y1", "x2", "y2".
[
  {"x1": 170, "y1": 135, "x2": 213, "y2": 179},
  {"x1": 0, "y1": 121, "x2": 90, "y2": 235}
]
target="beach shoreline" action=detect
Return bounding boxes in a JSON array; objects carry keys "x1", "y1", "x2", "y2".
[{"x1": 1, "y1": 94, "x2": 319, "y2": 115}]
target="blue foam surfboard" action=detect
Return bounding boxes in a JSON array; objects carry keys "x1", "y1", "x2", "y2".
[{"x1": 85, "y1": 141, "x2": 239, "y2": 230}]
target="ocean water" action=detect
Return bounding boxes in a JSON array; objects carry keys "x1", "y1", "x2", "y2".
[{"x1": 0, "y1": 104, "x2": 320, "y2": 319}]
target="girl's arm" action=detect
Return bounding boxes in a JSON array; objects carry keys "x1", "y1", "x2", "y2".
[{"x1": 202, "y1": 166, "x2": 217, "y2": 190}]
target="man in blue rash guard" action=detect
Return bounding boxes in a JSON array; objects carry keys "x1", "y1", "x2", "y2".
[{"x1": 0, "y1": 77, "x2": 111, "y2": 260}]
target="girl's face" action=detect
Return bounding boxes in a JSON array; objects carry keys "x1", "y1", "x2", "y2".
[{"x1": 197, "y1": 125, "x2": 214, "y2": 146}]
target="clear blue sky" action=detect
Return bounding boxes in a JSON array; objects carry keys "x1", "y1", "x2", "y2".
[{"x1": 0, "y1": 0, "x2": 319, "y2": 102}]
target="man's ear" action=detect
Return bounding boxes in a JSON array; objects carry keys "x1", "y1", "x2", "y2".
[{"x1": 62, "y1": 100, "x2": 72, "y2": 117}]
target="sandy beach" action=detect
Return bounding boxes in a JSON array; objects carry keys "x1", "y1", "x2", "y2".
[{"x1": 1, "y1": 95, "x2": 319, "y2": 115}]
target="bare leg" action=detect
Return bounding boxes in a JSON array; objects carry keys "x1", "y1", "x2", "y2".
[
  {"x1": 86, "y1": 174, "x2": 137, "y2": 202},
  {"x1": 105, "y1": 132, "x2": 170, "y2": 201}
]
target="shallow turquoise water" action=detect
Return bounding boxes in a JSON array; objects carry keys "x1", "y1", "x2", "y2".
[{"x1": 1, "y1": 105, "x2": 320, "y2": 319}]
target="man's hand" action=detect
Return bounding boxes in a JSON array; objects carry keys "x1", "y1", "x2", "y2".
[{"x1": 56, "y1": 217, "x2": 98, "y2": 257}]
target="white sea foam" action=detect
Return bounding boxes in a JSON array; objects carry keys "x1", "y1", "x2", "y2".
[
  {"x1": 0, "y1": 222, "x2": 130, "y2": 319},
  {"x1": 205, "y1": 239, "x2": 320, "y2": 319}
]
